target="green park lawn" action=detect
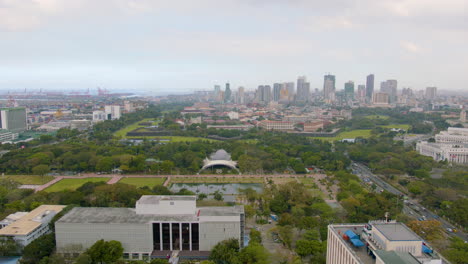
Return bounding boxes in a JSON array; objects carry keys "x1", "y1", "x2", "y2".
[
  {"x1": 298, "y1": 177, "x2": 316, "y2": 186},
  {"x1": 44, "y1": 177, "x2": 109, "y2": 192},
  {"x1": 4, "y1": 175, "x2": 54, "y2": 185},
  {"x1": 365, "y1": 115, "x2": 389, "y2": 120},
  {"x1": 119, "y1": 177, "x2": 166, "y2": 188},
  {"x1": 113, "y1": 118, "x2": 159, "y2": 138},
  {"x1": 310, "y1": 129, "x2": 373, "y2": 142}
]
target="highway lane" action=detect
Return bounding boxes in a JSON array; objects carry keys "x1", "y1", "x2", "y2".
[{"x1": 351, "y1": 162, "x2": 467, "y2": 242}]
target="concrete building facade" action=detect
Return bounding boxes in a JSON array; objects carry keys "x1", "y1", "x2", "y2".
[
  {"x1": 105, "y1": 105, "x2": 121, "y2": 120},
  {"x1": 258, "y1": 120, "x2": 294, "y2": 131},
  {"x1": 0, "y1": 108, "x2": 27, "y2": 132},
  {"x1": 55, "y1": 196, "x2": 244, "y2": 261}
]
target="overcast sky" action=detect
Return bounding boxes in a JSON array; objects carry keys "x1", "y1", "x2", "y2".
[{"x1": 0, "y1": 0, "x2": 467, "y2": 95}]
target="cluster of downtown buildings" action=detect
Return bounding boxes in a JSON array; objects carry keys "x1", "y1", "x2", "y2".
[
  {"x1": 0, "y1": 98, "x2": 148, "y2": 144},
  {"x1": 209, "y1": 74, "x2": 439, "y2": 108}
]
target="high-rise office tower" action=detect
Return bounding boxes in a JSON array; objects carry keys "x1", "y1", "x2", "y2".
[
  {"x1": 263, "y1": 85, "x2": 272, "y2": 103},
  {"x1": 380, "y1": 80, "x2": 397, "y2": 103},
  {"x1": 344, "y1": 81, "x2": 355, "y2": 100},
  {"x1": 0, "y1": 107, "x2": 27, "y2": 132},
  {"x1": 296, "y1": 77, "x2": 310, "y2": 102},
  {"x1": 323, "y1": 74, "x2": 336, "y2": 102},
  {"x1": 425, "y1": 87, "x2": 437, "y2": 99},
  {"x1": 366, "y1": 74, "x2": 374, "y2": 99},
  {"x1": 286, "y1": 82, "x2": 295, "y2": 101},
  {"x1": 273, "y1": 83, "x2": 281, "y2": 101},
  {"x1": 224, "y1": 82, "x2": 231, "y2": 103},
  {"x1": 357, "y1": 85, "x2": 366, "y2": 99},
  {"x1": 237, "y1": 87, "x2": 245, "y2": 104},
  {"x1": 214, "y1": 85, "x2": 220, "y2": 94}
]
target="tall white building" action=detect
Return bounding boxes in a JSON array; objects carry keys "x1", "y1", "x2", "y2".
[
  {"x1": 92, "y1": 110, "x2": 107, "y2": 122},
  {"x1": 55, "y1": 196, "x2": 244, "y2": 261},
  {"x1": 105, "y1": 105, "x2": 121, "y2": 120},
  {"x1": 326, "y1": 221, "x2": 442, "y2": 264},
  {"x1": 0, "y1": 107, "x2": 27, "y2": 132}
]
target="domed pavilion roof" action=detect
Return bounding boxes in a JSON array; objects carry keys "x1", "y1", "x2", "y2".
[{"x1": 209, "y1": 149, "x2": 231, "y2": 161}]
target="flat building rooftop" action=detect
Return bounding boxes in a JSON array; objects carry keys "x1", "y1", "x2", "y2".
[{"x1": 0, "y1": 205, "x2": 65, "y2": 236}]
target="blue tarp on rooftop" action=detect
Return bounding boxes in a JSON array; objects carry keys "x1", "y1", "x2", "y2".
[
  {"x1": 345, "y1": 230, "x2": 358, "y2": 239},
  {"x1": 422, "y1": 245, "x2": 433, "y2": 253},
  {"x1": 350, "y1": 238, "x2": 365, "y2": 247}
]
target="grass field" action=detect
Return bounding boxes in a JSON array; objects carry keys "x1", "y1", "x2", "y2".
[
  {"x1": 4, "y1": 175, "x2": 54, "y2": 185},
  {"x1": 270, "y1": 177, "x2": 297, "y2": 185},
  {"x1": 298, "y1": 177, "x2": 317, "y2": 187},
  {"x1": 44, "y1": 177, "x2": 109, "y2": 192},
  {"x1": 365, "y1": 115, "x2": 389, "y2": 120},
  {"x1": 114, "y1": 118, "x2": 159, "y2": 138},
  {"x1": 310, "y1": 129, "x2": 373, "y2": 142},
  {"x1": 119, "y1": 177, "x2": 166, "y2": 188},
  {"x1": 170, "y1": 177, "x2": 264, "y2": 184}
]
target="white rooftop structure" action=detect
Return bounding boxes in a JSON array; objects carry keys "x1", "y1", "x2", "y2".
[
  {"x1": 0, "y1": 205, "x2": 65, "y2": 246},
  {"x1": 326, "y1": 221, "x2": 443, "y2": 264},
  {"x1": 199, "y1": 149, "x2": 240, "y2": 174}
]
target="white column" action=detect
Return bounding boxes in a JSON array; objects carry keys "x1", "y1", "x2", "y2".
[
  {"x1": 179, "y1": 223, "x2": 182, "y2": 251},
  {"x1": 169, "y1": 223, "x2": 173, "y2": 251},
  {"x1": 159, "y1": 223, "x2": 163, "y2": 251},
  {"x1": 189, "y1": 223, "x2": 192, "y2": 251}
]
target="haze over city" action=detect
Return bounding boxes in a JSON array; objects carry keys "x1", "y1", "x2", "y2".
[{"x1": 0, "y1": 0, "x2": 467, "y2": 94}]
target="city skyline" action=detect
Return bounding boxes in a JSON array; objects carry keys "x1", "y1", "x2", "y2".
[{"x1": 0, "y1": 0, "x2": 467, "y2": 93}]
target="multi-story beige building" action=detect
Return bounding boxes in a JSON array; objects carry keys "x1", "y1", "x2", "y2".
[
  {"x1": 304, "y1": 121, "x2": 325, "y2": 132},
  {"x1": 372, "y1": 93, "x2": 389, "y2": 105},
  {"x1": 326, "y1": 221, "x2": 442, "y2": 264},
  {"x1": 0, "y1": 205, "x2": 65, "y2": 247},
  {"x1": 258, "y1": 120, "x2": 294, "y2": 131},
  {"x1": 55, "y1": 196, "x2": 244, "y2": 261}
]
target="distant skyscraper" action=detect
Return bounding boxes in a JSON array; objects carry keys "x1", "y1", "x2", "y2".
[
  {"x1": 224, "y1": 82, "x2": 231, "y2": 103},
  {"x1": 344, "y1": 81, "x2": 355, "y2": 100},
  {"x1": 273, "y1": 83, "x2": 281, "y2": 101},
  {"x1": 286, "y1": 82, "x2": 295, "y2": 101},
  {"x1": 357, "y1": 85, "x2": 366, "y2": 99},
  {"x1": 366, "y1": 74, "x2": 374, "y2": 98},
  {"x1": 263, "y1": 85, "x2": 272, "y2": 103},
  {"x1": 425, "y1": 87, "x2": 437, "y2": 99},
  {"x1": 238, "y1": 86, "x2": 245, "y2": 104},
  {"x1": 296, "y1": 76, "x2": 310, "y2": 102},
  {"x1": 214, "y1": 85, "x2": 220, "y2": 94},
  {"x1": 380, "y1": 80, "x2": 397, "y2": 103},
  {"x1": 323, "y1": 74, "x2": 336, "y2": 102}
]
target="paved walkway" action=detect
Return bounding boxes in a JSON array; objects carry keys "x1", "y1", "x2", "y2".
[{"x1": 107, "y1": 176, "x2": 123, "y2": 184}]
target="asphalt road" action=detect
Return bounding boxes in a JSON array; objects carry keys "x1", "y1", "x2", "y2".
[{"x1": 351, "y1": 162, "x2": 467, "y2": 242}]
